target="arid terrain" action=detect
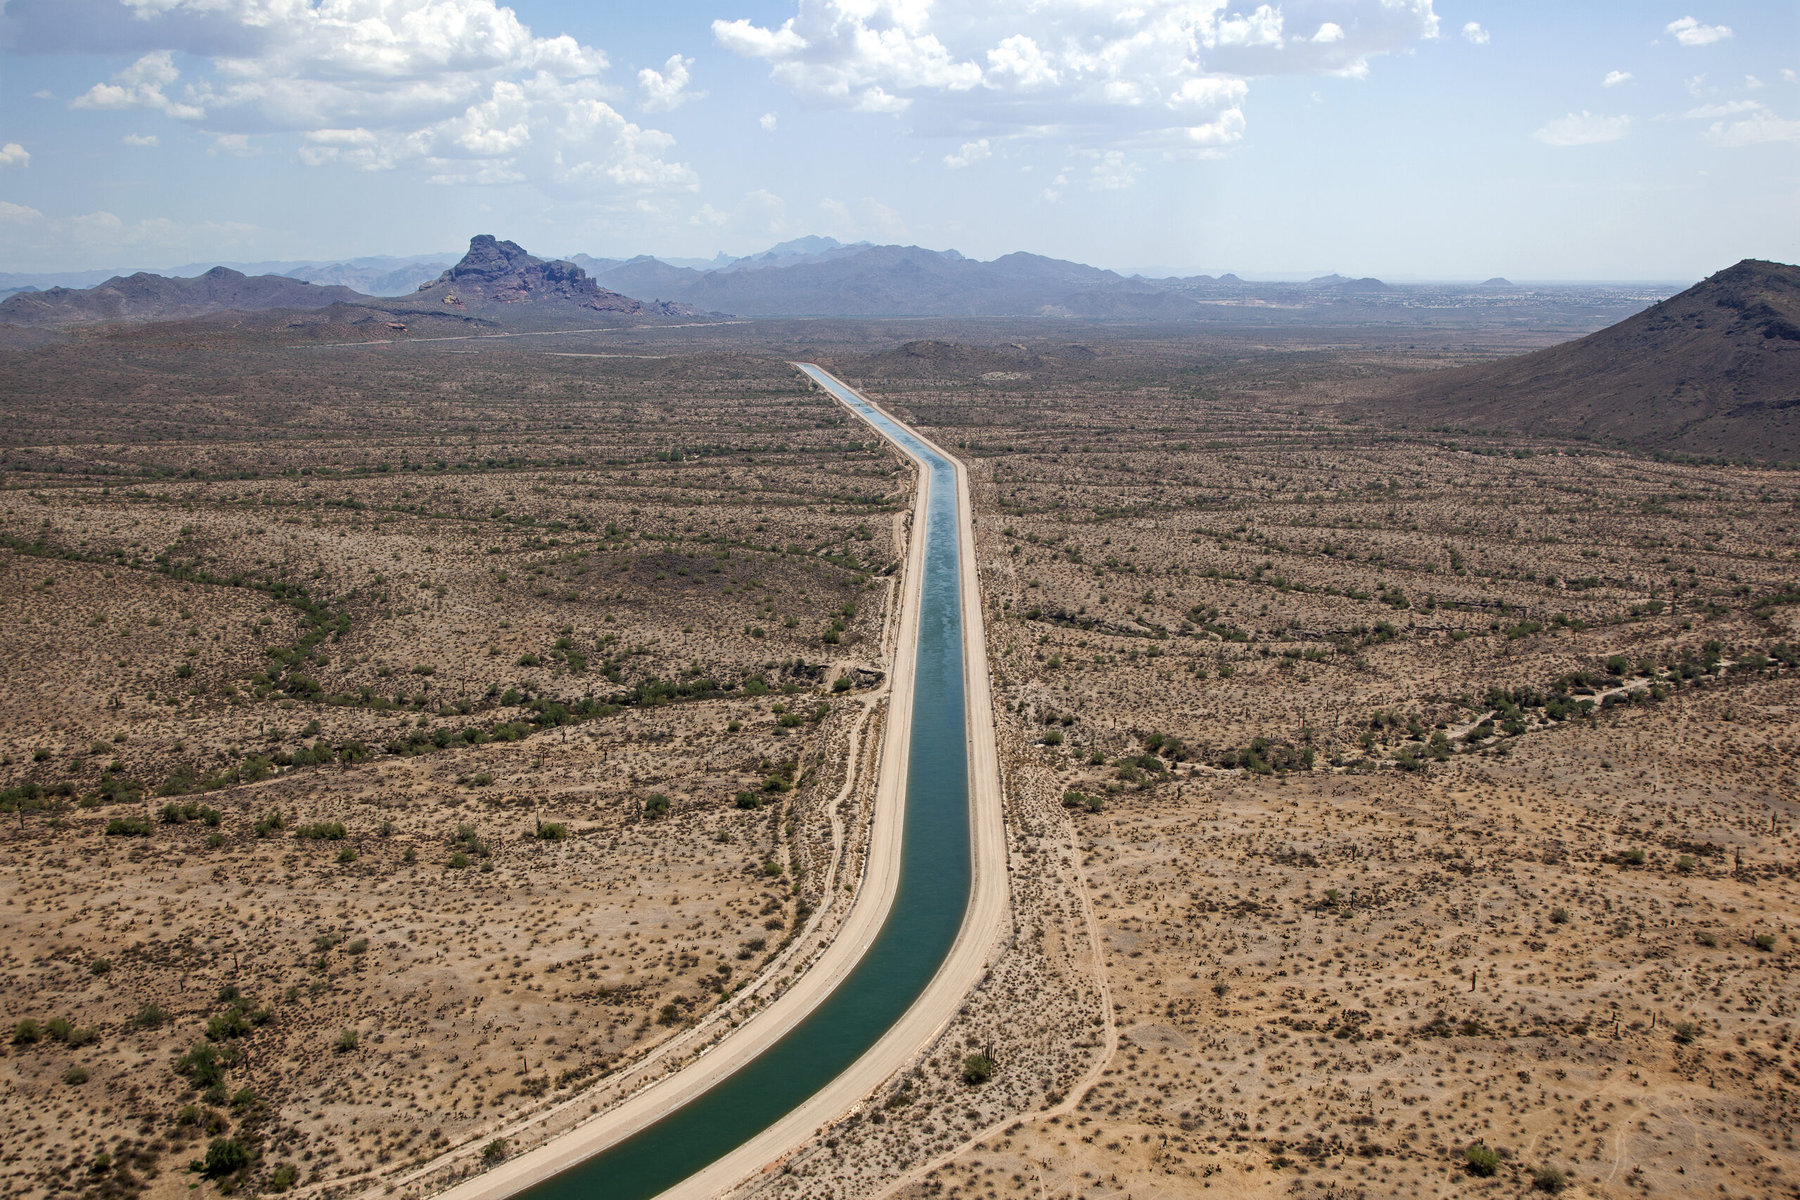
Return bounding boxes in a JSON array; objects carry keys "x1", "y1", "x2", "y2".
[{"x1": 0, "y1": 309, "x2": 1795, "y2": 1200}]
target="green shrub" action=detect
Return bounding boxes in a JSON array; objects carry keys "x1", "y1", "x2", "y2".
[
  {"x1": 447, "y1": 851, "x2": 470, "y2": 869},
  {"x1": 132, "y1": 1004, "x2": 168, "y2": 1029},
  {"x1": 961, "y1": 1053, "x2": 996, "y2": 1085},
  {"x1": 535, "y1": 821, "x2": 568, "y2": 840},
  {"x1": 202, "y1": 1138, "x2": 249, "y2": 1177},
  {"x1": 1532, "y1": 1166, "x2": 1567, "y2": 1194},
  {"x1": 176, "y1": 1043, "x2": 225, "y2": 1088},
  {"x1": 12, "y1": 1018, "x2": 40, "y2": 1045},
  {"x1": 1549, "y1": 906, "x2": 1571, "y2": 925},
  {"x1": 63, "y1": 1065, "x2": 90, "y2": 1086},
  {"x1": 483, "y1": 1138, "x2": 509, "y2": 1163},
  {"x1": 334, "y1": 1029, "x2": 357, "y2": 1053},
  {"x1": 269, "y1": 1163, "x2": 299, "y2": 1192},
  {"x1": 734, "y1": 791, "x2": 762, "y2": 810},
  {"x1": 1463, "y1": 1144, "x2": 1499, "y2": 1177},
  {"x1": 104, "y1": 816, "x2": 151, "y2": 837},
  {"x1": 295, "y1": 821, "x2": 346, "y2": 840},
  {"x1": 1753, "y1": 933, "x2": 1777, "y2": 951},
  {"x1": 643, "y1": 792, "x2": 671, "y2": 818}
]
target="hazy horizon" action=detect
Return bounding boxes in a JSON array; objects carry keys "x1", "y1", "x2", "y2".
[{"x1": 2, "y1": 1, "x2": 1795, "y2": 279}]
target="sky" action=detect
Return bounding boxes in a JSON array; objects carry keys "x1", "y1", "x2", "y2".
[{"x1": 0, "y1": 0, "x2": 1795, "y2": 280}]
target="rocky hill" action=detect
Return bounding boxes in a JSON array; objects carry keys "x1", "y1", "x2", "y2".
[
  {"x1": 1368, "y1": 259, "x2": 1800, "y2": 460},
  {"x1": 0, "y1": 267, "x2": 367, "y2": 327},
  {"x1": 396, "y1": 236, "x2": 708, "y2": 324}
]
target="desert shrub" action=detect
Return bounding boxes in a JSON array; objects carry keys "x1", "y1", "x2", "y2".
[
  {"x1": 104, "y1": 816, "x2": 151, "y2": 837},
  {"x1": 483, "y1": 1138, "x2": 509, "y2": 1163},
  {"x1": 1753, "y1": 933, "x2": 1777, "y2": 951},
  {"x1": 643, "y1": 792, "x2": 671, "y2": 818},
  {"x1": 295, "y1": 820, "x2": 346, "y2": 840},
  {"x1": 734, "y1": 791, "x2": 762, "y2": 810},
  {"x1": 1532, "y1": 1166, "x2": 1567, "y2": 1194},
  {"x1": 1463, "y1": 1144, "x2": 1500, "y2": 1177},
  {"x1": 269, "y1": 1163, "x2": 299, "y2": 1192},
  {"x1": 448, "y1": 852, "x2": 471, "y2": 869},
  {"x1": 1042, "y1": 729, "x2": 1063, "y2": 746},
  {"x1": 1062, "y1": 790, "x2": 1086, "y2": 809},
  {"x1": 63, "y1": 1065, "x2": 90, "y2": 1085},
  {"x1": 334, "y1": 1029, "x2": 357, "y2": 1053},
  {"x1": 534, "y1": 821, "x2": 568, "y2": 841},
  {"x1": 12, "y1": 1018, "x2": 41, "y2": 1045},
  {"x1": 1671, "y1": 1020, "x2": 1702, "y2": 1044},
  {"x1": 202, "y1": 1138, "x2": 249, "y2": 1177},
  {"x1": 962, "y1": 1053, "x2": 996, "y2": 1085},
  {"x1": 176, "y1": 1043, "x2": 226, "y2": 1088},
  {"x1": 1619, "y1": 848, "x2": 1647, "y2": 867},
  {"x1": 1696, "y1": 931, "x2": 1718, "y2": 947}
]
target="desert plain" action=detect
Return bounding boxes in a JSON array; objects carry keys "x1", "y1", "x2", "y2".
[{"x1": 0, "y1": 311, "x2": 1794, "y2": 1200}]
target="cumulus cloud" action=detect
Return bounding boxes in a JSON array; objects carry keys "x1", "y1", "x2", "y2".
[
  {"x1": 1705, "y1": 110, "x2": 1800, "y2": 145},
  {"x1": 1666, "y1": 16, "x2": 1733, "y2": 47},
  {"x1": 1532, "y1": 111, "x2": 1630, "y2": 146},
  {"x1": 1461, "y1": 22, "x2": 1489, "y2": 45},
  {"x1": 1683, "y1": 99, "x2": 1763, "y2": 119},
  {"x1": 72, "y1": 50, "x2": 205, "y2": 120},
  {"x1": 55, "y1": 0, "x2": 693, "y2": 201},
  {"x1": 0, "y1": 142, "x2": 28, "y2": 167},
  {"x1": 759, "y1": 111, "x2": 779, "y2": 132},
  {"x1": 0, "y1": 198, "x2": 260, "y2": 271},
  {"x1": 122, "y1": 132, "x2": 160, "y2": 146},
  {"x1": 638, "y1": 54, "x2": 702, "y2": 112},
  {"x1": 943, "y1": 137, "x2": 991, "y2": 168},
  {"x1": 1088, "y1": 148, "x2": 1138, "y2": 190},
  {"x1": 712, "y1": 0, "x2": 1442, "y2": 154},
  {"x1": 1603, "y1": 70, "x2": 1633, "y2": 87}
]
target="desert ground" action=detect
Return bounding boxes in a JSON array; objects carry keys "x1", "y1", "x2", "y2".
[{"x1": 0, "y1": 317, "x2": 1795, "y2": 1200}]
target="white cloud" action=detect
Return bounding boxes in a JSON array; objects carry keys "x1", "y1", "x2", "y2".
[
  {"x1": 943, "y1": 137, "x2": 991, "y2": 168},
  {"x1": 58, "y1": 0, "x2": 692, "y2": 203},
  {"x1": 0, "y1": 142, "x2": 29, "y2": 167},
  {"x1": 1461, "y1": 21, "x2": 1489, "y2": 45},
  {"x1": 1532, "y1": 111, "x2": 1630, "y2": 146},
  {"x1": 73, "y1": 50, "x2": 205, "y2": 120},
  {"x1": 1666, "y1": 16, "x2": 1733, "y2": 47},
  {"x1": 1603, "y1": 70, "x2": 1633, "y2": 87},
  {"x1": 712, "y1": 0, "x2": 1441, "y2": 153},
  {"x1": 1706, "y1": 110, "x2": 1800, "y2": 146},
  {"x1": 1088, "y1": 149, "x2": 1138, "y2": 190},
  {"x1": 1683, "y1": 99, "x2": 1763, "y2": 119},
  {"x1": 1785, "y1": 69, "x2": 1798, "y2": 84},
  {"x1": 0, "y1": 199, "x2": 261, "y2": 271},
  {"x1": 1745, "y1": 75, "x2": 1763, "y2": 89},
  {"x1": 638, "y1": 54, "x2": 703, "y2": 112},
  {"x1": 122, "y1": 133, "x2": 160, "y2": 147},
  {"x1": 759, "y1": 112, "x2": 779, "y2": 132}
]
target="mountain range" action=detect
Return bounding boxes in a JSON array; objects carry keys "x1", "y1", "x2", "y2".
[
  {"x1": 1369, "y1": 259, "x2": 1800, "y2": 460},
  {"x1": 0, "y1": 237, "x2": 708, "y2": 330}
]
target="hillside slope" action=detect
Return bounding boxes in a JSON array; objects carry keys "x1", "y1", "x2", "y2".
[
  {"x1": 1370, "y1": 259, "x2": 1800, "y2": 459},
  {"x1": 0, "y1": 267, "x2": 367, "y2": 326}
]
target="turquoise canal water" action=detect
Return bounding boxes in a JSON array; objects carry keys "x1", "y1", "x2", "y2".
[{"x1": 519, "y1": 364, "x2": 972, "y2": 1199}]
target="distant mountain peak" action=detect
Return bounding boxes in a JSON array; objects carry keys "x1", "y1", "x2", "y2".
[{"x1": 406, "y1": 235, "x2": 706, "y2": 322}]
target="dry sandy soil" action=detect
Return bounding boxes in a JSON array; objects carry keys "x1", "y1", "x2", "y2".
[
  {"x1": 719, "y1": 335, "x2": 1799, "y2": 1200},
  {"x1": 0, "y1": 338, "x2": 908, "y2": 1200},
  {"x1": 1, "y1": 320, "x2": 1796, "y2": 1200}
]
